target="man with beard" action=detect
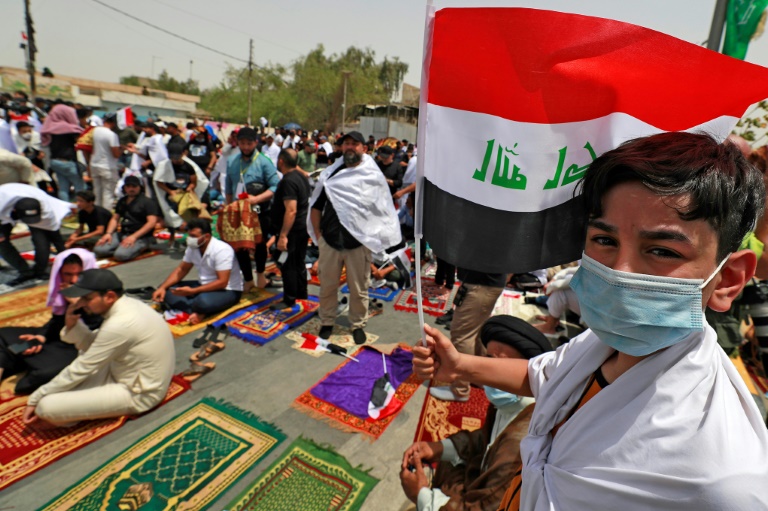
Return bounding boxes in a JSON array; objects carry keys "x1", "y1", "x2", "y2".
[
  {"x1": 94, "y1": 176, "x2": 159, "y2": 261},
  {"x1": 308, "y1": 131, "x2": 401, "y2": 343},
  {"x1": 376, "y1": 145, "x2": 404, "y2": 197},
  {"x1": 224, "y1": 127, "x2": 280, "y2": 291}
]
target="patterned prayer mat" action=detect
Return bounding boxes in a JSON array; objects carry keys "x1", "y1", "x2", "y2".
[
  {"x1": 0, "y1": 285, "x2": 49, "y2": 326},
  {"x1": 0, "y1": 374, "x2": 190, "y2": 492},
  {"x1": 225, "y1": 437, "x2": 378, "y2": 511},
  {"x1": 167, "y1": 287, "x2": 277, "y2": 338},
  {"x1": 309, "y1": 267, "x2": 347, "y2": 287},
  {"x1": 421, "y1": 261, "x2": 437, "y2": 278},
  {"x1": 293, "y1": 345, "x2": 421, "y2": 440},
  {"x1": 218, "y1": 296, "x2": 320, "y2": 345},
  {"x1": 413, "y1": 383, "x2": 490, "y2": 443},
  {"x1": 285, "y1": 317, "x2": 379, "y2": 358},
  {"x1": 393, "y1": 279, "x2": 460, "y2": 317},
  {"x1": 96, "y1": 248, "x2": 165, "y2": 269},
  {"x1": 341, "y1": 283, "x2": 399, "y2": 302},
  {"x1": 40, "y1": 398, "x2": 285, "y2": 511}
]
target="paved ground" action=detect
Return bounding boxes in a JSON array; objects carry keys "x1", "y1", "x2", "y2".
[{"x1": 1, "y1": 234, "x2": 430, "y2": 510}]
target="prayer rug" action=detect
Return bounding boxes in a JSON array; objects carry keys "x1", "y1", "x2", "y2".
[
  {"x1": 293, "y1": 345, "x2": 421, "y2": 440},
  {"x1": 0, "y1": 374, "x2": 190, "y2": 492},
  {"x1": 0, "y1": 285, "x2": 49, "y2": 326},
  {"x1": 225, "y1": 437, "x2": 378, "y2": 511},
  {"x1": 40, "y1": 398, "x2": 285, "y2": 511},
  {"x1": 219, "y1": 296, "x2": 320, "y2": 345},
  {"x1": 285, "y1": 317, "x2": 379, "y2": 358},
  {"x1": 10, "y1": 223, "x2": 30, "y2": 239},
  {"x1": 413, "y1": 383, "x2": 490, "y2": 443},
  {"x1": 309, "y1": 267, "x2": 346, "y2": 287},
  {"x1": 264, "y1": 262, "x2": 281, "y2": 277},
  {"x1": 167, "y1": 287, "x2": 277, "y2": 338},
  {"x1": 393, "y1": 279, "x2": 459, "y2": 317},
  {"x1": 341, "y1": 283, "x2": 399, "y2": 302},
  {"x1": 96, "y1": 248, "x2": 165, "y2": 269}
]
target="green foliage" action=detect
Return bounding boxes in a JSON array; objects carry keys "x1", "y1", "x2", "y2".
[
  {"x1": 733, "y1": 100, "x2": 768, "y2": 144},
  {"x1": 199, "y1": 45, "x2": 409, "y2": 130},
  {"x1": 119, "y1": 70, "x2": 201, "y2": 96}
]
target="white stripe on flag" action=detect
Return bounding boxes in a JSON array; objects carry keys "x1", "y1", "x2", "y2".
[{"x1": 423, "y1": 104, "x2": 739, "y2": 214}]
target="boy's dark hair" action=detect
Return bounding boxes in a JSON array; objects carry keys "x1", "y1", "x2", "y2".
[
  {"x1": 76, "y1": 190, "x2": 95, "y2": 202},
  {"x1": 578, "y1": 132, "x2": 766, "y2": 261},
  {"x1": 186, "y1": 122, "x2": 195, "y2": 129},
  {"x1": 187, "y1": 218, "x2": 212, "y2": 235},
  {"x1": 61, "y1": 253, "x2": 83, "y2": 267}
]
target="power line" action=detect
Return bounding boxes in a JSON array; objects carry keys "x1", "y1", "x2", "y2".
[{"x1": 88, "y1": 0, "x2": 249, "y2": 65}]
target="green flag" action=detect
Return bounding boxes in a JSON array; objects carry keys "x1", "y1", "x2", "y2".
[{"x1": 723, "y1": 0, "x2": 768, "y2": 59}]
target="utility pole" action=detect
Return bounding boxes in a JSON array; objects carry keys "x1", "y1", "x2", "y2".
[
  {"x1": 189, "y1": 60, "x2": 193, "y2": 81},
  {"x1": 341, "y1": 70, "x2": 351, "y2": 134},
  {"x1": 24, "y1": 0, "x2": 36, "y2": 97},
  {"x1": 707, "y1": 0, "x2": 729, "y2": 52},
  {"x1": 247, "y1": 39, "x2": 254, "y2": 126}
]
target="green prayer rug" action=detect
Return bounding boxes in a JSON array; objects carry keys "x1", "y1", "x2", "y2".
[
  {"x1": 225, "y1": 437, "x2": 378, "y2": 511},
  {"x1": 41, "y1": 398, "x2": 285, "y2": 511}
]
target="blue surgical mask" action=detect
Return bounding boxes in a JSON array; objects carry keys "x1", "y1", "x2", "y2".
[
  {"x1": 570, "y1": 253, "x2": 729, "y2": 357},
  {"x1": 484, "y1": 386, "x2": 521, "y2": 410}
]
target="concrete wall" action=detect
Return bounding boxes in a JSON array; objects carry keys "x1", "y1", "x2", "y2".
[{"x1": 359, "y1": 116, "x2": 417, "y2": 142}]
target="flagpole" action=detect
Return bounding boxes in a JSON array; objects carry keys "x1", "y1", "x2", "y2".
[
  {"x1": 414, "y1": 0, "x2": 436, "y2": 346},
  {"x1": 707, "y1": 0, "x2": 729, "y2": 51}
]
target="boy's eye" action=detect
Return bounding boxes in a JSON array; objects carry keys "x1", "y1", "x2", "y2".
[
  {"x1": 649, "y1": 247, "x2": 681, "y2": 259},
  {"x1": 590, "y1": 235, "x2": 616, "y2": 247}
]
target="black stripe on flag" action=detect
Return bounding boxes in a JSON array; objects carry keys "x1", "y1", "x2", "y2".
[{"x1": 422, "y1": 178, "x2": 586, "y2": 274}]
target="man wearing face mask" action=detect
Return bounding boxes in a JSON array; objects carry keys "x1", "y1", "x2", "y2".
[
  {"x1": 152, "y1": 218, "x2": 243, "y2": 325},
  {"x1": 413, "y1": 132, "x2": 768, "y2": 510},
  {"x1": 308, "y1": 131, "x2": 401, "y2": 343},
  {"x1": 23, "y1": 269, "x2": 174, "y2": 426},
  {"x1": 401, "y1": 316, "x2": 550, "y2": 511}
]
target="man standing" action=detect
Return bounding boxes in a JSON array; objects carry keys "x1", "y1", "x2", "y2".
[
  {"x1": 296, "y1": 140, "x2": 317, "y2": 175},
  {"x1": 318, "y1": 135, "x2": 333, "y2": 160},
  {"x1": 262, "y1": 134, "x2": 280, "y2": 165},
  {"x1": 0, "y1": 183, "x2": 71, "y2": 286},
  {"x1": 186, "y1": 126, "x2": 217, "y2": 177},
  {"x1": 308, "y1": 131, "x2": 401, "y2": 342},
  {"x1": 65, "y1": 190, "x2": 111, "y2": 248},
  {"x1": 225, "y1": 127, "x2": 280, "y2": 291},
  {"x1": 153, "y1": 218, "x2": 243, "y2": 324},
  {"x1": 89, "y1": 113, "x2": 121, "y2": 209},
  {"x1": 94, "y1": 176, "x2": 159, "y2": 261},
  {"x1": 376, "y1": 145, "x2": 404, "y2": 197},
  {"x1": 271, "y1": 149, "x2": 311, "y2": 309},
  {"x1": 23, "y1": 269, "x2": 175, "y2": 426}
]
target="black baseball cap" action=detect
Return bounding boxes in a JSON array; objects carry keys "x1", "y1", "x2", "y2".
[
  {"x1": 237, "y1": 127, "x2": 258, "y2": 141},
  {"x1": 123, "y1": 175, "x2": 142, "y2": 188},
  {"x1": 61, "y1": 269, "x2": 124, "y2": 298},
  {"x1": 377, "y1": 145, "x2": 394, "y2": 156},
  {"x1": 338, "y1": 131, "x2": 365, "y2": 145},
  {"x1": 13, "y1": 197, "x2": 42, "y2": 224}
]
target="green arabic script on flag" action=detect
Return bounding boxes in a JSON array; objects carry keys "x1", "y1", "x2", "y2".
[{"x1": 724, "y1": 0, "x2": 768, "y2": 59}]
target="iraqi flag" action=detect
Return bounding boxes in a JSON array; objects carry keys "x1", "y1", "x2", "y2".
[
  {"x1": 417, "y1": 7, "x2": 768, "y2": 274},
  {"x1": 116, "y1": 107, "x2": 134, "y2": 130}
]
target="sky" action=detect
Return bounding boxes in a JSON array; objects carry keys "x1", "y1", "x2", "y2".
[{"x1": 1, "y1": 0, "x2": 766, "y2": 93}]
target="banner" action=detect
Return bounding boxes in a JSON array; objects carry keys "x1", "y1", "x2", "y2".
[
  {"x1": 724, "y1": 0, "x2": 768, "y2": 59},
  {"x1": 417, "y1": 7, "x2": 768, "y2": 274}
]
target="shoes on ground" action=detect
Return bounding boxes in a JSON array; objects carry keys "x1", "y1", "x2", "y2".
[
  {"x1": 352, "y1": 328, "x2": 367, "y2": 345},
  {"x1": 372, "y1": 279, "x2": 387, "y2": 289},
  {"x1": 436, "y1": 309, "x2": 454, "y2": 325},
  {"x1": 429, "y1": 385, "x2": 469, "y2": 402},
  {"x1": 269, "y1": 300, "x2": 296, "y2": 311},
  {"x1": 319, "y1": 325, "x2": 334, "y2": 339}
]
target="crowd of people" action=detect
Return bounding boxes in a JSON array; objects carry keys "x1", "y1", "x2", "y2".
[{"x1": 1, "y1": 90, "x2": 768, "y2": 509}]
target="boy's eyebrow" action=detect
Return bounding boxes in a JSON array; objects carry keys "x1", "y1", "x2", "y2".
[
  {"x1": 588, "y1": 219, "x2": 693, "y2": 244},
  {"x1": 587, "y1": 219, "x2": 616, "y2": 233}
]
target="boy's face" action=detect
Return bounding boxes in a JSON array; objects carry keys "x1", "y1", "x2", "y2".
[{"x1": 585, "y1": 181, "x2": 725, "y2": 309}]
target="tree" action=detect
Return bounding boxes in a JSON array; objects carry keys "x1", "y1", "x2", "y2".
[{"x1": 119, "y1": 70, "x2": 201, "y2": 96}]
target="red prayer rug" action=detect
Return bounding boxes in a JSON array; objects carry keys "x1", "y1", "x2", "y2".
[
  {"x1": 293, "y1": 345, "x2": 421, "y2": 441},
  {"x1": 308, "y1": 267, "x2": 347, "y2": 287},
  {"x1": 394, "y1": 278, "x2": 460, "y2": 317},
  {"x1": 413, "y1": 382, "x2": 490, "y2": 443},
  {"x1": 0, "y1": 374, "x2": 190, "y2": 492}
]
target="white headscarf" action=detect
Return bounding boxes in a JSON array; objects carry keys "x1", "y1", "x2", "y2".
[
  {"x1": 152, "y1": 156, "x2": 210, "y2": 228},
  {"x1": 308, "y1": 153, "x2": 401, "y2": 254},
  {"x1": 520, "y1": 326, "x2": 768, "y2": 510}
]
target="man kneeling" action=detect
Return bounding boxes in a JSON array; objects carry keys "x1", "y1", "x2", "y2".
[
  {"x1": 23, "y1": 269, "x2": 175, "y2": 426},
  {"x1": 153, "y1": 218, "x2": 243, "y2": 324}
]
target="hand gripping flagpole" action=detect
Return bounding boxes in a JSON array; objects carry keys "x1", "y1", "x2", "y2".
[{"x1": 414, "y1": 0, "x2": 436, "y2": 347}]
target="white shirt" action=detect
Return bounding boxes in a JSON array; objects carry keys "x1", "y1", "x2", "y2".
[
  {"x1": 0, "y1": 182, "x2": 72, "y2": 230},
  {"x1": 90, "y1": 126, "x2": 120, "y2": 169},
  {"x1": 13, "y1": 131, "x2": 41, "y2": 155},
  {"x1": 264, "y1": 142, "x2": 280, "y2": 164},
  {"x1": 274, "y1": 133, "x2": 284, "y2": 145},
  {"x1": 0, "y1": 148, "x2": 34, "y2": 186},
  {"x1": 320, "y1": 141, "x2": 333, "y2": 156},
  {"x1": 183, "y1": 237, "x2": 243, "y2": 291},
  {"x1": 141, "y1": 134, "x2": 169, "y2": 166},
  {"x1": 281, "y1": 135, "x2": 295, "y2": 149}
]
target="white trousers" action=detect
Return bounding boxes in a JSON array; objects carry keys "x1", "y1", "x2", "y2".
[{"x1": 91, "y1": 165, "x2": 118, "y2": 210}]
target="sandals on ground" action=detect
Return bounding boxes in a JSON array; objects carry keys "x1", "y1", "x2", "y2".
[
  {"x1": 190, "y1": 340, "x2": 225, "y2": 362},
  {"x1": 181, "y1": 361, "x2": 216, "y2": 382}
]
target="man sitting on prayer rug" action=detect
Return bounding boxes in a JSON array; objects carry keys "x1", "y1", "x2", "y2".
[
  {"x1": 413, "y1": 132, "x2": 768, "y2": 510},
  {"x1": 152, "y1": 218, "x2": 243, "y2": 325},
  {"x1": 401, "y1": 316, "x2": 552, "y2": 511},
  {"x1": 23, "y1": 269, "x2": 175, "y2": 426},
  {"x1": 532, "y1": 265, "x2": 581, "y2": 334},
  {"x1": 0, "y1": 249, "x2": 102, "y2": 394}
]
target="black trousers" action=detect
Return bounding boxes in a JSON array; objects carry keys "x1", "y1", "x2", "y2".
[
  {"x1": 0, "y1": 223, "x2": 65, "y2": 277},
  {"x1": 435, "y1": 257, "x2": 456, "y2": 287},
  {"x1": 235, "y1": 209, "x2": 270, "y2": 283},
  {"x1": 0, "y1": 326, "x2": 78, "y2": 395},
  {"x1": 279, "y1": 231, "x2": 309, "y2": 305}
]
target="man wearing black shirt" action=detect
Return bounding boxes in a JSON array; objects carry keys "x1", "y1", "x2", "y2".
[
  {"x1": 65, "y1": 190, "x2": 111, "y2": 248},
  {"x1": 185, "y1": 127, "x2": 217, "y2": 176},
  {"x1": 94, "y1": 176, "x2": 159, "y2": 261},
  {"x1": 270, "y1": 149, "x2": 311, "y2": 309},
  {"x1": 165, "y1": 123, "x2": 186, "y2": 157},
  {"x1": 376, "y1": 145, "x2": 404, "y2": 196}
]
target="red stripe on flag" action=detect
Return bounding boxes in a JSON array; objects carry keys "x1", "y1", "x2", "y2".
[{"x1": 428, "y1": 8, "x2": 768, "y2": 130}]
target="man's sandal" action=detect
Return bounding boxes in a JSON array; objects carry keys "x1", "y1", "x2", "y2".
[
  {"x1": 181, "y1": 361, "x2": 215, "y2": 382},
  {"x1": 189, "y1": 341, "x2": 225, "y2": 362}
]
